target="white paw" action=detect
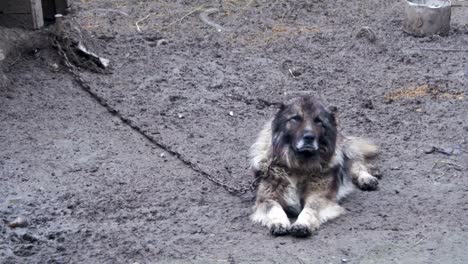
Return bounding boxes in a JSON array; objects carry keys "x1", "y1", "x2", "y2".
[
  {"x1": 319, "y1": 204, "x2": 345, "y2": 224},
  {"x1": 357, "y1": 173, "x2": 379, "y2": 191}
]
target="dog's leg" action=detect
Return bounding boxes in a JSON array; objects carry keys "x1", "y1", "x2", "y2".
[
  {"x1": 290, "y1": 196, "x2": 344, "y2": 237},
  {"x1": 350, "y1": 161, "x2": 379, "y2": 191},
  {"x1": 289, "y1": 205, "x2": 320, "y2": 237},
  {"x1": 318, "y1": 202, "x2": 345, "y2": 224},
  {"x1": 289, "y1": 195, "x2": 343, "y2": 237},
  {"x1": 251, "y1": 199, "x2": 290, "y2": 236}
]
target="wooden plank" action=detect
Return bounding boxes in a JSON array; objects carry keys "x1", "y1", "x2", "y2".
[
  {"x1": 30, "y1": 0, "x2": 44, "y2": 29},
  {"x1": 0, "y1": 14, "x2": 34, "y2": 28},
  {"x1": 0, "y1": 0, "x2": 43, "y2": 29},
  {"x1": 0, "y1": 0, "x2": 31, "y2": 14}
]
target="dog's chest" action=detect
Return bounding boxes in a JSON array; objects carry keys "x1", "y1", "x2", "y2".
[
  {"x1": 290, "y1": 170, "x2": 331, "y2": 191},
  {"x1": 282, "y1": 177, "x2": 301, "y2": 210},
  {"x1": 282, "y1": 171, "x2": 331, "y2": 209}
]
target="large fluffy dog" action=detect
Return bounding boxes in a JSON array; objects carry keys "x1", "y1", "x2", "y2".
[{"x1": 250, "y1": 96, "x2": 379, "y2": 237}]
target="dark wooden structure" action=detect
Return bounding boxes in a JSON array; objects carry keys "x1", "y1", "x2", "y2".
[{"x1": 0, "y1": 0, "x2": 70, "y2": 29}]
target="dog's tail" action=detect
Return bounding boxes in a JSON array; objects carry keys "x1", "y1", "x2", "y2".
[{"x1": 345, "y1": 137, "x2": 378, "y2": 160}]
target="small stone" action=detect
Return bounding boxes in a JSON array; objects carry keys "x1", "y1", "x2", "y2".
[
  {"x1": 172, "y1": 68, "x2": 180, "y2": 75},
  {"x1": 289, "y1": 67, "x2": 303, "y2": 77},
  {"x1": 8, "y1": 216, "x2": 29, "y2": 228},
  {"x1": 361, "y1": 99, "x2": 374, "y2": 109},
  {"x1": 157, "y1": 39, "x2": 168, "y2": 46},
  {"x1": 423, "y1": 146, "x2": 435, "y2": 154},
  {"x1": 159, "y1": 153, "x2": 166, "y2": 158},
  {"x1": 383, "y1": 98, "x2": 393, "y2": 104},
  {"x1": 229, "y1": 111, "x2": 234, "y2": 116},
  {"x1": 57, "y1": 246, "x2": 66, "y2": 252},
  {"x1": 177, "y1": 113, "x2": 184, "y2": 119},
  {"x1": 22, "y1": 233, "x2": 38, "y2": 243},
  {"x1": 342, "y1": 258, "x2": 349, "y2": 263}
]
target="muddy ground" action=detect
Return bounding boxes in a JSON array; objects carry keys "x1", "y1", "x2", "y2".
[{"x1": 1, "y1": 0, "x2": 468, "y2": 263}]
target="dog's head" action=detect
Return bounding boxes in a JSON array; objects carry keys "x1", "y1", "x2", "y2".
[{"x1": 271, "y1": 96, "x2": 338, "y2": 171}]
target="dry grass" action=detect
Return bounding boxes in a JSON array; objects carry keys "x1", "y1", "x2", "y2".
[
  {"x1": 237, "y1": 24, "x2": 321, "y2": 46},
  {"x1": 385, "y1": 84, "x2": 464, "y2": 101}
]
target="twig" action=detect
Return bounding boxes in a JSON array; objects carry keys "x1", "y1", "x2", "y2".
[
  {"x1": 406, "y1": 48, "x2": 468, "y2": 52},
  {"x1": 225, "y1": 93, "x2": 281, "y2": 108},
  {"x1": 431, "y1": 160, "x2": 463, "y2": 171},
  {"x1": 199, "y1": 8, "x2": 228, "y2": 32},
  {"x1": 356, "y1": 26, "x2": 376, "y2": 43},
  {"x1": 438, "y1": 160, "x2": 462, "y2": 168},
  {"x1": 164, "y1": 5, "x2": 205, "y2": 29},
  {"x1": 283, "y1": 91, "x2": 314, "y2": 95},
  {"x1": 84, "y1": 8, "x2": 129, "y2": 17},
  {"x1": 288, "y1": 68, "x2": 296, "y2": 78},
  {"x1": 242, "y1": 0, "x2": 255, "y2": 10},
  {"x1": 135, "y1": 13, "x2": 153, "y2": 33},
  {"x1": 414, "y1": 237, "x2": 425, "y2": 246},
  {"x1": 8, "y1": 53, "x2": 22, "y2": 67}
]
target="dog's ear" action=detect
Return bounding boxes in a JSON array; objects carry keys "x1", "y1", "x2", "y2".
[
  {"x1": 327, "y1": 105, "x2": 338, "y2": 125},
  {"x1": 272, "y1": 103, "x2": 287, "y2": 129},
  {"x1": 328, "y1": 105, "x2": 338, "y2": 115},
  {"x1": 278, "y1": 103, "x2": 286, "y2": 112}
]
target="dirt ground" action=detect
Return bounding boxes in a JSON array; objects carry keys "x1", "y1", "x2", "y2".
[{"x1": 1, "y1": 0, "x2": 468, "y2": 263}]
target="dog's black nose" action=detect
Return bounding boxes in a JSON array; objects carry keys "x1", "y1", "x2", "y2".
[{"x1": 303, "y1": 133, "x2": 315, "y2": 143}]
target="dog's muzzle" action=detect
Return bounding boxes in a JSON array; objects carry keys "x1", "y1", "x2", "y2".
[{"x1": 295, "y1": 133, "x2": 319, "y2": 155}]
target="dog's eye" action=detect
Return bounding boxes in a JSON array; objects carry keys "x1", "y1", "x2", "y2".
[
  {"x1": 314, "y1": 117, "x2": 323, "y2": 125},
  {"x1": 288, "y1": 116, "x2": 302, "y2": 122}
]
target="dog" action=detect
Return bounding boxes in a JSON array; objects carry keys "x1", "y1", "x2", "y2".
[{"x1": 249, "y1": 96, "x2": 379, "y2": 237}]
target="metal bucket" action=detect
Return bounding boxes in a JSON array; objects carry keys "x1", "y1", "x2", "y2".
[{"x1": 403, "y1": 0, "x2": 452, "y2": 37}]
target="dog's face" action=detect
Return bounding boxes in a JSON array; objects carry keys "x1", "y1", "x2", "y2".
[{"x1": 271, "y1": 96, "x2": 337, "y2": 170}]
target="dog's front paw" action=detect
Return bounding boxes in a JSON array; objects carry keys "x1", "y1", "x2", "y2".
[
  {"x1": 270, "y1": 224, "x2": 290, "y2": 236},
  {"x1": 357, "y1": 175, "x2": 379, "y2": 191},
  {"x1": 289, "y1": 224, "x2": 314, "y2": 238}
]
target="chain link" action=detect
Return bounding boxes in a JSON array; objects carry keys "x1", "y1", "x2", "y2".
[{"x1": 52, "y1": 37, "x2": 259, "y2": 196}]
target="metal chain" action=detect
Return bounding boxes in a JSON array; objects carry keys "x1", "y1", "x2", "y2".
[{"x1": 52, "y1": 37, "x2": 259, "y2": 196}]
